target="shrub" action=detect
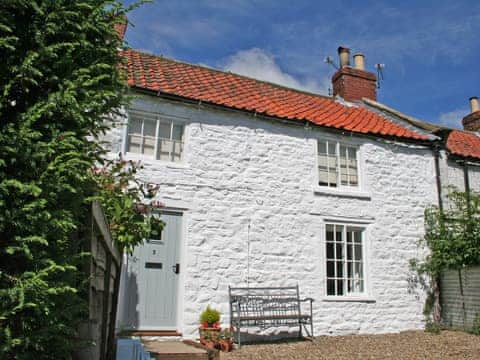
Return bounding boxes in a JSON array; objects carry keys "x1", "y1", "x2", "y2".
[
  {"x1": 200, "y1": 305, "x2": 221, "y2": 326},
  {"x1": 425, "y1": 321, "x2": 441, "y2": 334},
  {"x1": 473, "y1": 313, "x2": 480, "y2": 336}
]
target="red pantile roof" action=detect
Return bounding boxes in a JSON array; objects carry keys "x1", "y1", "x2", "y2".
[
  {"x1": 120, "y1": 49, "x2": 428, "y2": 141},
  {"x1": 447, "y1": 130, "x2": 480, "y2": 160}
]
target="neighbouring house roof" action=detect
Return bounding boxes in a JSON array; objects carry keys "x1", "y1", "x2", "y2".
[
  {"x1": 120, "y1": 49, "x2": 427, "y2": 141},
  {"x1": 362, "y1": 98, "x2": 480, "y2": 161},
  {"x1": 447, "y1": 130, "x2": 480, "y2": 160},
  {"x1": 362, "y1": 98, "x2": 442, "y2": 133}
]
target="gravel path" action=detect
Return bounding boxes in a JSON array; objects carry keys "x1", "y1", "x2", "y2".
[{"x1": 221, "y1": 331, "x2": 480, "y2": 359}]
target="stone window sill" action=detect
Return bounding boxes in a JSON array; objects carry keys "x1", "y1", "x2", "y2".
[
  {"x1": 322, "y1": 296, "x2": 376, "y2": 303},
  {"x1": 313, "y1": 187, "x2": 371, "y2": 200},
  {"x1": 123, "y1": 152, "x2": 190, "y2": 169}
]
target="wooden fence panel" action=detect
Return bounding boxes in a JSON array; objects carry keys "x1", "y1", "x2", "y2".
[
  {"x1": 441, "y1": 266, "x2": 480, "y2": 331},
  {"x1": 73, "y1": 202, "x2": 122, "y2": 360}
]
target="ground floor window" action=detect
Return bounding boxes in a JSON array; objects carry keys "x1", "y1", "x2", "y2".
[{"x1": 326, "y1": 224, "x2": 365, "y2": 296}]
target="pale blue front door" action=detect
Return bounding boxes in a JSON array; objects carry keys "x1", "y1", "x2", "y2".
[{"x1": 125, "y1": 212, "x2": 182, "y2": 330}]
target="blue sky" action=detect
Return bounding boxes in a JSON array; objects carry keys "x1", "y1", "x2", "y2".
[{"x1": 124, "y1": 0, "x2": 480, "y2": 128}]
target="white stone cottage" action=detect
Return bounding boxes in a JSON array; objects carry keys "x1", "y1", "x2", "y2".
[{"x1": 106, "y1": 44, "x2": 480, "y2": 339}]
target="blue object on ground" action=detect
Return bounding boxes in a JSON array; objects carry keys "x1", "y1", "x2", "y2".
[{"x1": 116, "y1": 338, "x2": 152, "y2": 360}]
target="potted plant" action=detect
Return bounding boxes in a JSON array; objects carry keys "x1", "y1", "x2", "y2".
[
  {"x1": 199, "y1": 305, "x2": 221, "y2": 347},
  {"x1": 218, "y1": 329, "x2": 234, "y2": 352}
]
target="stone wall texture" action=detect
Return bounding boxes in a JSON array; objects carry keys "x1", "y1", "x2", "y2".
[
  {"x1": 108, "y1": 95, "x2": 441, "y2": 338},
  {"x1": 438, "y1": 152, "x2": 480, "y2": 208}
]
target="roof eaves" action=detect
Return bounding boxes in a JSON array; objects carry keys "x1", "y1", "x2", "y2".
[{"x1": 131, "y1": 86, "x2": 431, "y2": 146}]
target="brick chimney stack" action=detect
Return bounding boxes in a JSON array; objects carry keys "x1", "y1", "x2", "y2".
[
  {"x1": 332, "y1": 47, "x2": 377, "y2": 102},
  {"x1": 462, "y1": 97, "x2": 480, "y2": 131}
]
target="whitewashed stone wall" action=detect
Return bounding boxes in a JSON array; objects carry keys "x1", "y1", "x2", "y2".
[
  {"x1": 108, "y1": 95, "x2": 438, "y2": 338},
  {"x1": 438, "y1": 151, "x2": 480, "y2": 208}
]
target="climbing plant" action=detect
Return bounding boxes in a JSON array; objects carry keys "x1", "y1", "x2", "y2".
[
  {"x1": 92, "y1": 157, "x2": 165, "y2": 253},
  {"x1": 411, "y1": 187, "x2": 480, "y2": 324}
]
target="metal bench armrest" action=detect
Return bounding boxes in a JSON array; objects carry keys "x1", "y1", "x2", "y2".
[{"x1": 300, "y1": 297, "x2": 314, "y2": 303}]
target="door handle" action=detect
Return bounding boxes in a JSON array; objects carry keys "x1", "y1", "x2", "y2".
[{"x1": 172, "y1": 263, "x2": 180, "y2": 274}]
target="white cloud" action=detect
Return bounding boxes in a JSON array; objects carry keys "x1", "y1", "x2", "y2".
[
  {"x1": 438, "y1": 108, "x2": 468, "y2": 129},
  {"x1": 222, "y1": 48, "x2": 329, "y2": 95}
]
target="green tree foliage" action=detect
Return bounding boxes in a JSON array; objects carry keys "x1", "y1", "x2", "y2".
[{"x1": 0, "y1": 1, "x2": 152, "y2": 358}]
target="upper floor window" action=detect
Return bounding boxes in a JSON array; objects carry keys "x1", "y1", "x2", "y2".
[
  {"x1": 326, "y1": 224, "x2": 365, "y2": 296},
  {"x1": 318, "y1": 140, "x2": 359, "y2": 188},
  {"x1": 126, "y1": 109, "x2": 184, "y2": 162}
]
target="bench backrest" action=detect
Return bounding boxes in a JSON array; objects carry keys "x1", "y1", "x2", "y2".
[{"x1": 229, "y1": 286, "x2": 301, "y2": 321}]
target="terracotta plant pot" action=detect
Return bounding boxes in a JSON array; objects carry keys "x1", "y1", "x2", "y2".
[
  {"x1": 200, "y1": 339, "x2": 216, "y2": 349},
  {"x1": 219, "y1": 340, "x2": 233, "y2": 352},
  {"x1": 199, "y1": 327, "x2": 221, "y2": 338}
]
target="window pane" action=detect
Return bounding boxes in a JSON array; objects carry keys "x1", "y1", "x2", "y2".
[
  {"x1": 337, "y1": 280, "x2": 344, "y2": 295},
  {"x1": 354, "y1": 262, "x2": 363, "y2": 278},
  {"x1": 335, "y1": 225, "x2": 343, "y2": 242},
  {"x1": 326, "y1": 225, "x2": 334, "y2": 241},
  {"x1": 128, "y1": 135, "x2": 141, "y2": 153},
  {"x1": 318, "y1": 140, "x2": 327, "y2": 154},
  {"x1": 354, "y1": 245, "x2": 362, "y2": 260},
  {"x1": 319, "y1": 170, "x2": 329, "y2": 186},
  {"x1": 353, "y1": 230, "x2": 362, "y2": 244},
  {"x1": 158, "y1": 121, "x2": 171, "y2": 139},
  {"x1": 129, "y1": 117, "x2": 142, "y2": 134},
  {"x1": 347, "y1": 243, "x2": 352, "y2": 260},
  {"x1": 340, "y1": 146, "x2": 348, "y2": 185},
  {"x1": 328, "y1": 142, "x2": 337, "y2": 156},
  {"x1": 336, "y1": 261, "x2": 343, "y2": 277},
  {"x1": 326, "y1": 243, "x2": 334, "y2": 259},
  {"x1": 335, "y1": 243, "x2": 343, "y2": 260},
  {"x1": 328, "y1": 170, "x2": 337, "y2": 187},
  {"x1": 348, "y1": 147, "x2": 357, "y2": 160},
  {"x1": 143, "y1": 136, "x2": 155, "y2": 156},
  {"x1": 357, "y1": 279, "x2": 364, "y2": 293},
  {"x1": 327, "y1": 261, "x2": 335, "y2": 277},
  {"x1": 318, "y1": 154, "x2": 328, "y2": 168},
  {"x1": 172, "y1": 141, "x2": 183, "y2": 162},
  {"x1": 172, "y1": 124, "x2": 184, "y2": 141},
  {"x1": 158, "y1": 139, "x2": 172, "y2": 161},
  {"x1": 327, "y1": 279, "x2": 336, "y2": 295},
  {"x1": 143, "y1": 119, "x2": 156, "y2": 137}
]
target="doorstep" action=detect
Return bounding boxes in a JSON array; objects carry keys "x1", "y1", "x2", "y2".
[
  {"x1": 119, "y1": 330, "x2": 182, "y2": 337},
  {"x1": 142, "y1": 340, "x2": 214, "y2": 360}
]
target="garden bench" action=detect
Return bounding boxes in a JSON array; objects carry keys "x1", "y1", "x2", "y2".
[{"x1": 228, "y1": 285, "x2": 314, "y2": 346}]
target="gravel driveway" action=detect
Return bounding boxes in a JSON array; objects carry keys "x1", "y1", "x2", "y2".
[{"x1": 221, "y1": 331, "x2": 480, "y2": 359}]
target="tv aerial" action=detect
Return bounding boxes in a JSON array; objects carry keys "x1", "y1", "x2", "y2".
[{"x1": 375, "y1": 63, "x2": 385, "y2": 88}]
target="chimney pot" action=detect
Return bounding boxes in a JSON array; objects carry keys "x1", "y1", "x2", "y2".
[
  {"x1": 469, "y1": 96, "x2": 479, "y2": 113},
  {"x1": 331, "y1": 46, "x2": 377, "y2": 102},
  {"x1": 338, "y1": 46, "x2": 350, "y2": 67},
  {"x1": 462, "y1": 96, "x2": 480, "y2": 131},
  {"x1": 353, "y1": 53, "x2": 365, "y2": 70}
]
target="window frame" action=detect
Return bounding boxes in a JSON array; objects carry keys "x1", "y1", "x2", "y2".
[
  {"x1": 123, "y1": 107, "x2": 187, "y2": 164},
  {"x1": 322, "y1": 221, "x2": 373, "y2": 301},
  {"x1": 315, "y1": 138, "x2": 364, "y2": 192}
]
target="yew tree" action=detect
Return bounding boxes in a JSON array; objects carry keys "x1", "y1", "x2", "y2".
[{"x1": 0, "y1": 1, "x2": 132, "y2": 358}]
